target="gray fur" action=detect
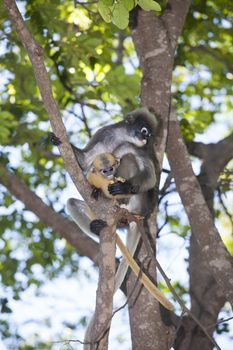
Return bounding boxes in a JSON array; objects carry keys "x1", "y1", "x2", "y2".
[{"x1": 72, "y1": 107, "x2": 159, "y2": 172}]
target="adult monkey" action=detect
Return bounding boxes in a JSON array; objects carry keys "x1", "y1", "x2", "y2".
[
  {"x1": 51, "y1": 108, "x2": 171, "y2": 347},
  {"x1": 52, "y1": 106, "x2": 159, "y2": 225},
  {"x1": 52, "y1": 106, "x2": 162, "y2": 288},
  {"x1": 51, "y1": 107, "x2": 160, "y2": 219}
]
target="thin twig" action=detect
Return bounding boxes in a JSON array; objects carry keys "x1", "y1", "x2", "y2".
[
  {"x1": 160, "y1": 170, "x2": 173, "y2": 196},
  {"x1": 206, "y1": 315, "x2": 233, "y2": 330},
  {"x1": 80, "y1": 104, "x2": 92, "y2": 138},
  {"x1": 157, "y1": 201, "x2": 169, "y2": 236}
]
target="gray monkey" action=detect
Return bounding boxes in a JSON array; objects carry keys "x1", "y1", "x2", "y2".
[{"x1": 51, "y1": 107, "x2": 164, "y2": 348}]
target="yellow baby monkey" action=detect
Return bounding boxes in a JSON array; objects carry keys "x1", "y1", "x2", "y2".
[{"x1": 86, "y1": 152, "x2": 127, "y2": 199}]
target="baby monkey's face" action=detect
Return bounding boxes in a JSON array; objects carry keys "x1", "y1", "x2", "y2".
[{"x1": 92, "y1": 153, "x2": 120, "y2": 179}]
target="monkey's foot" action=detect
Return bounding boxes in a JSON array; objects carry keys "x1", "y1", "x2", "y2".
[
  {"x1": 118, "y1": 217, "x2": 129, "y2": 227},
  {"x1": 121, "y1": 208, "x2": 144, "y2": 223},
  {"x1": 133, "y1": 214, "x2": 144, "y2": 221},
  {"x1": 90, "y1": 219, "x2": 107, "y2": 235},
  {"x1": 50, "y1": 132, "x2": 62, "y2": 146}
]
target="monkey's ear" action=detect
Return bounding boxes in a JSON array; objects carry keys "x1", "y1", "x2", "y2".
[{"x1": 125, "y1": 114, "x2": 134, "y2": 124}]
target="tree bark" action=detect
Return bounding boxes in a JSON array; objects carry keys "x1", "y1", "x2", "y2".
[
  {"x1": 129, "y1": 1, "x2": 192, "y2": 348},
  {"x1": 167, "y1": 109, "x2": 233, "y2": 305},
  {"x1": 88, "y1": 226, "x2": 116, "y2": 350},
  {"x1": 176, "y1": 133, "x2": 233, "y2": 349}
]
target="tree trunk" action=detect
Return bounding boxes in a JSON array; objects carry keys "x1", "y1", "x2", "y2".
[{"x1": 129, "y1": 2, "x2": 192, "y2": 348}]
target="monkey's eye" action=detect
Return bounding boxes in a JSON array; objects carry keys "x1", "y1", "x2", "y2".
[{"x1": 141, "y1": 127, "x2": 150, "y2": 136}]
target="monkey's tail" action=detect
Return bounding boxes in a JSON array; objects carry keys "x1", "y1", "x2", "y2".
[
  {"x1": 115, "y1": 232, "x2": 173, "y2": 311},
  {"x1": 67, "y1": 198, "x2": 173, "y2": 310},
  {"x1": 66, "y1": 198, "x2": 97, "y2": 238},
  {"x1": 114, "y1": 221, "x2": 140, "y2": 292},
  {"x1": 67, "y1": 199, "x2": 140, "y2": 294}
]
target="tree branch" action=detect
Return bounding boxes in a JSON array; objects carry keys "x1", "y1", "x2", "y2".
[
  {"x1": 0, "y1": 164, "x2": 99, "y2": 264},
  {"x1": 162, "y1": 0, "x2": 192, "y2": 54},
  {"x1": 173, "y1": 127, "x2": 232, "y2": 350},
  {"x1": 129, "y1": 3, "x2": 192, "y2": 348},
  {"x1": 4, "y1": 0, "x2": 117, "y2": 223},
  {"x1": 167, "y1": 107, "x2": 233, "y2": 305},
  {"x1": 186, "y1": 140, "x2": 210, "y2": 159},
  {"x1": 3, "y1": 0, "x2": 92, "y2": 206},
  {"x1": 187, "y1": 133, "x2": 233, "y2": 211},
  {"x1": 187, "y1": 132, "x2": 233, "y2": 175},
  {"x1": 4, "y1": 2, "x2": 120, "y2": 345},
  {"x1": 188, "y1": 44, "x2": 233, "y2": 72},
  {"x1": 88, "y1": 226, "x2": 116, "y2": 349}
]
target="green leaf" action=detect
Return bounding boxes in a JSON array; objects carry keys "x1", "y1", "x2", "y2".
[
  {"x1": 98, "y1": 1, "x2": 112, "y2": 23},
  {"x1": 0, "y1": 126, "x2": 10, "y2": 143},
  {"x1": 101, "y1": 0, "x2": 114, "y2": 5},
  {"x1": 123, "y1": 0, "x2": 136, "y2": 11},
  {"x1": 137, "y1": 0, "x2": 161, "y2": 11},
  {"x1": 112, "y1": 3, "x2": 129, "y2": 29}
]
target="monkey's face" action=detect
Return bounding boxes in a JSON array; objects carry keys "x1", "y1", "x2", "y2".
[
  {"x1": 100, "y1": 166, "x2": 115, "y2": 179},
  {"x1": 134, "y1": 125, "x2": 151, "y2": 144},
  {"x1": 124, "y1": 108, "x2": 158, "y2": 147},
  {"x1": 93, "y1": 153, "x2": 119, "y2": 179},
  {"x1": 126, "y1": 118, "x2": 153, "y2": 147}
]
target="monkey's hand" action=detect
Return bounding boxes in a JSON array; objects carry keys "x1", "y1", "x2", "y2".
[
  {"x1": 50, "y1": 132, "x2": 62, "y2": 146},
  {"x1": 108, "y1": 181, "x2": 139, "y2": 196},
  {"x1": 90, "y1": 219, "x2": 107, "y2": 235},
  {"x1": 91, "y1": 187, "x2": 101, "y2": 200}
]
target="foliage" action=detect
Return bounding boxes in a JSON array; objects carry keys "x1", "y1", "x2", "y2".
[
  {"x1": 0, "y1": 0, "x2": 233, "y2": 347},
  {"x1": 174, "y1": 0, "x2": 233, "y2": 139},
  {"x1": 97, "y1": 0, "x2": 161, "y2": 29}
]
